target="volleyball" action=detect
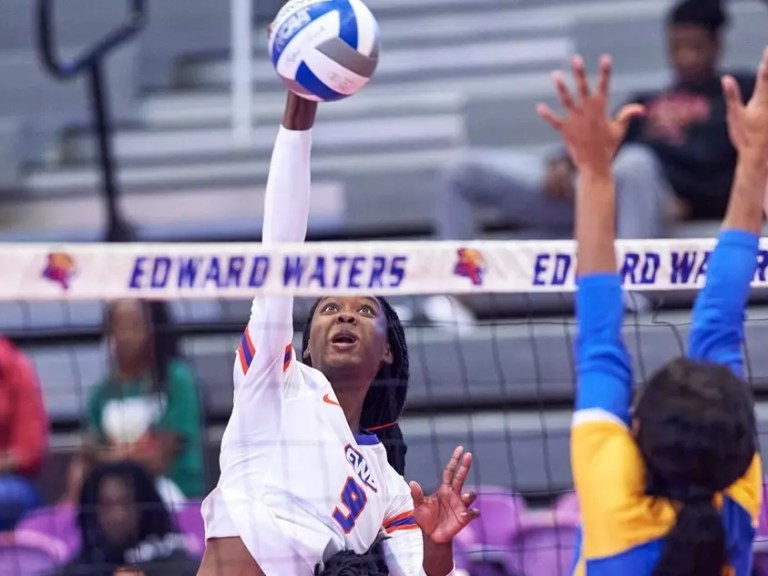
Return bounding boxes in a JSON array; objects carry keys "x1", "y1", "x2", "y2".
[{"x1": 268, "y1": 0, "x2": 380, "y2": 102}]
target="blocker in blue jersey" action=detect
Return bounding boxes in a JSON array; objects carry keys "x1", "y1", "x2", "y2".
[{"x1": 537, "y1": 48, "x2": 768, "y2": 576}]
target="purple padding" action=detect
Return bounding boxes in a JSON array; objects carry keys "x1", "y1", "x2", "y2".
[
  {"x1": 173, "y1": 501, "x2": 205, "y2": 558},
  {"x1": 15, "y1": 504, "x2": 79, "y2": 563},
  {"x1": 553, "y1": 492, "x2": 580, "y2": 523},
  {"x1": 508, "y1": 522, "x2": 579, "y2": 576},
  {"x1": 457, "y1": 487, "x2": 527, "y2": 575},
  {"x1": 0, "y1": 539, "x2": 63, "y2": 575},
  {"x1": 465, "y1": 487, "x2": 526, "y2": 547}
]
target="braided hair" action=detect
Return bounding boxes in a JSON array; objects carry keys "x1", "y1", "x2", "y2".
[
  {"x1": 72, "y1": 461, "x2": 179, "y2": 570},
  {"x1": 301, "y1": 296, "x2": 410, "y2": 474},
  {"x1": 303, "y1": 297, "x2": 410, "y2": 575},
  {"x1": 634, "y1": 358, "x2": 755, "y2": 576}
]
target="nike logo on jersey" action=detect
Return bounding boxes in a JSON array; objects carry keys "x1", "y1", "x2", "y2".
[
  {"x1": 345, "y1": 445, "x2": 378, "y2": 492},
  {"x1": 323, "y1": 393, "x2": 341, "y2": 406}
]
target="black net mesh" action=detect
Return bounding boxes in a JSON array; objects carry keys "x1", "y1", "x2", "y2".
[{"x1": 1, "y1": 293, "x2": 767, "y2": 575}]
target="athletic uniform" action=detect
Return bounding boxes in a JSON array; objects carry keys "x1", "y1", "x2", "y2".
[
  {"x1": 201, "y1": 127, "x2": 426, "y2": 576},
  {"x1": 571, "y1": 229, "x2": 762, "y2": 575}
]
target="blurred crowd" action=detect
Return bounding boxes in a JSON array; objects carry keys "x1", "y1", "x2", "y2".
[
  {"x1": 423, "y1": 0, "x2": 753, "y2": 324},
  {"x1": 0, "y1": 298, "x2": 204, "y2": 574}
]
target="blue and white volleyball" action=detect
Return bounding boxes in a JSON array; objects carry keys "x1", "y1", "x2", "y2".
[{"x1": 269, "y1": 0, "x2": 380, "y2": 102}]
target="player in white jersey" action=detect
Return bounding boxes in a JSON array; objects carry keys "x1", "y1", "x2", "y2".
[{"x1": 197, "y1": 92, "x2": 478, "y2": 576}]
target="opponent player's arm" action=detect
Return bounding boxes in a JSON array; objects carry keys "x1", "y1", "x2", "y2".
[
  {"x1": 554, "y1": 56, "x2": 639, "y2": 566},
  {"x1": 688, "y1": 60, "x2": 768, "y2": 376},
  {"x1": 573, "y1": 170, "x2": 632, "y2": 424},
  {"x1": 534, "y1": 57, "x2": 632, "y2": 420}
]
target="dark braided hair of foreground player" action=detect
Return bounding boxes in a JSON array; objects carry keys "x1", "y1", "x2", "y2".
[
  {"x1": 635, "y1": 361, "x2": 755, "y2": 575},
  {"x1": 302, "y1": 296, "x2": 408, "y2": 576}
]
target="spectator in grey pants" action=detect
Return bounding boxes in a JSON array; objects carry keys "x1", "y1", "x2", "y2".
[{"x1": 436, "y1": 0, "x2": 754, "y2": 242}]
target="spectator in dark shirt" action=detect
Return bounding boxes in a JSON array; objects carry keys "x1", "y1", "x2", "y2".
[
  {"x1": 54, "y1": 461, "x2": 198, "y2": 576},
  {"x1": 0, "y1": 337, "x2": 48, "y2": 531},
  {"x1": 434, "y1": 0, "x2": 755, "y2": 242}
]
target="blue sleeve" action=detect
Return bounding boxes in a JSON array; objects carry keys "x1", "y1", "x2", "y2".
[
  {"x1": 688, "y1": 230, "x2": 759, "y2": 378},
  {"x1": 575, "y1": 273, "x2": 633, "y2": 423}
]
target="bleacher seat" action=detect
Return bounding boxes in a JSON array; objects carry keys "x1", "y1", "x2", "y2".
[
  {"x1": 509, "y1": 521, "x2": 579, "y2": 576},
  {"x1": 173, "y1": 501, "x2": 205, "y2": 559},
  {"x1": 15, "y1": 504, "x2": 79, "y2": 564},
  {"x1": 0, "y1": 532, "x2": 67, "y2": 576}
]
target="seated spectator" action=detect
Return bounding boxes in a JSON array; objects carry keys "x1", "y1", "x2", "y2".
[
  {"x1": 54, "y1": 461, "x2": 199, "y2": 576},
  {"x1": 0, "y1": 336, "x2": 48, "y2": 531},
  {"x1": 435, "y1": 0, "x2": 754, "y2": 242},
  {"x1": 62, "y1": 300, "x2": 204, "y2": 507}
]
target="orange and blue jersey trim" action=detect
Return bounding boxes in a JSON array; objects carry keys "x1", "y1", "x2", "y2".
[
  {"x1": 383, "y1": 511, "x2": 418, "y2": 533},
  {"x1": 237, "y1": 329, "x2": 256, "y2": 374},
  {"x1": 283, "y1": 344, "x2": 292, "y2": 372}
]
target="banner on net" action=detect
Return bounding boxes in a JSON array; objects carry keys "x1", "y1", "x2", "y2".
[{"x1": 1, "y1": 239, "x2": 768, "y2": 300}]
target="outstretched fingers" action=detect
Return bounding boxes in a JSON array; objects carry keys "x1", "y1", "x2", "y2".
[
  {"x1": 572, "y1": 55, "x2": 591, "y2": 101},
  {"x1": 753, "y1": 46, "x2": 768, "y2": 105},
  {"x1": 451, "y1": 451, "x2": 472, "y2": 494},
  {"x1": 595, "y1": 54, "x2": 613, "y2": 100},
  {"x1": 554, "y1": 70, "x2": 576, "y2": 111},
  {"x1": 442, "y1": 446, "x2": 463, "y2": 487},
  {"x1": 442, "y1": 446, "x2": 472, "y2": 494},
  {"x1": 409, "y1": 481, "x2": 425, "y2": 507},
  {"x1": 615, "y1": 103, "x2": 646, "y2": 129},
  {"x1": 536, "y1": 102, "x2": 564, "y2": 131},
  {"x1": 722, "y1": 75, "x2": 744, "y2": 115}
]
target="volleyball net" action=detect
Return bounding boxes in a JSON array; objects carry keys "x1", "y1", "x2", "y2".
[{"x1": 3, "y1": 239, "x2": 768, "y2": 575}]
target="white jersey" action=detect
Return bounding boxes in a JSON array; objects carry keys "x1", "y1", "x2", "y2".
[{"x1": 201, "y1": 126, "x2": 426, "y2": 576}]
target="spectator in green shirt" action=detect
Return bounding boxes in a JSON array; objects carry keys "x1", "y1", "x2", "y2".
[{"x1": 64, "y1": 300, "x2": 204, "y2": 506}]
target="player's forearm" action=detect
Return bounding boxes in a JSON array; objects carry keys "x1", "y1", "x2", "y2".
[
  {"x1": 422, "y1": 538, "x2": 454, "y2": 576},
  {"x1": 688, "y1": 230, "x2": 758, "y2": 376},
  {"x1": 262, "y1": 109, "x2": 313, "y2": 246},
  {"x1": 723, "y1": 152, "x2": 768, "y2": 234},
  {"x1": 282, "y1": 92, "x2": 317, "y2": 131},
  {"x1": 575, "y1": 168, "x2": 618, "y2": 276}
]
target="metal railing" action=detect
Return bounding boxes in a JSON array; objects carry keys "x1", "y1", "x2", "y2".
[{"x1": 37, "y1": 0, "x2": 147, "y2": 241}]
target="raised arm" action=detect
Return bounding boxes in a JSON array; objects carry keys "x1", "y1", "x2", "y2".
[
  {"x1": 688, "y1": 48, "x2": 768, "y2": 376},
  {"x1": 235, "y1": 93, "x2": 318, "y2": 386},
  {"x1": 538, "y1": 55, "x2": 644, "y2": 424}
]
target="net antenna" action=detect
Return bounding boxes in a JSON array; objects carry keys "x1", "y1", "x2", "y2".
[{"x1": 36, "y1": 0, "x2": 146, "y2": 242}]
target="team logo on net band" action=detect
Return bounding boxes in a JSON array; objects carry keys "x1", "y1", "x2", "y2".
[
  {"x1": 41, "y1": 252, "x2": 76, "y2": 290},
  {"x1": 454, "y1": 248, "x2": 487, "y2": 286}
]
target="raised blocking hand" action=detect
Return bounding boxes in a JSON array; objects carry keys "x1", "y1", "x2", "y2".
[
  {"x1": 723, "y1": 47, "x2": 768, "y2": 158},
  {"x1": 537, "y1": 55, "x2": 644, "y2": 175}
]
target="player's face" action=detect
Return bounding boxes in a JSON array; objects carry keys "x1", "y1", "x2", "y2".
[
  {"x1": 667, "y1": 24, "x2": 720, "y2": 85},
  {"x1": 303, "y1": 296, "x2": 393, "y2": 386},
  {"x1": 96, "y1": 476, "x2": 140, "y2": 548}
]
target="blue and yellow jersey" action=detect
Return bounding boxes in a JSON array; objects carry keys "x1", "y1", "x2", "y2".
[{"x1": 571, "y1": 230, "x2": 763, "y2": 576}]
